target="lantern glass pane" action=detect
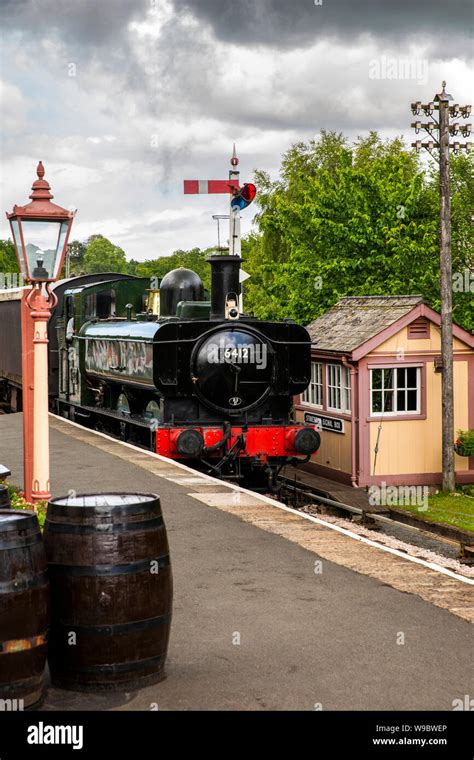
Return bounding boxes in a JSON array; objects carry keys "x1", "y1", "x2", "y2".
[
  {"x1": 20, "y1": 220, "x2": 65, "y2": 280},
  {"x1": 10, "y1": 219, "x2": 26, "y2": 276},
  {"x1": 53, "y1": 221, "x2": 69, "y2": 279}
]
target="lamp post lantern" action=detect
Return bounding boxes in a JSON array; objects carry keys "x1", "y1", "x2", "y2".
[{"x1": 6, "y1": 161, "x2": 75, "y2": 503}]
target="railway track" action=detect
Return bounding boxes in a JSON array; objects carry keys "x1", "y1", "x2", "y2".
[{"x1": 276, "y1": 473, "x2": 474, "y2": 568}]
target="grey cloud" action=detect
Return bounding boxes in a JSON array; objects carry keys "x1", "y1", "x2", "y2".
[
  {"x1": 3, "y1": 0, "x2": 472, "y2": 56},
  {"x1": 1, "y1": 0, "x2": 142, "y2": 45},
  {"x1": 176, "y1": 0, "x2": 473, "y2": 55}
]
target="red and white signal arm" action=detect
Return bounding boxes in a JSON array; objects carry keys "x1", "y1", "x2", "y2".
[{"x1": 183, "y1": 180, "x2": 240, "y2": 194}]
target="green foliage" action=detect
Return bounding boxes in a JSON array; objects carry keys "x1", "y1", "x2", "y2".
[
  {"x1": 456, "y1": 429, "x2": 474, "y2": 445},
  {"x1": 0, "y1": 239, "x2": 20, "y2": 278},
  {"x1": 61, "y1": 239, "x2": 87, "y2": 277},
  {"x1": 422, "y1": 152, "x2": 474, "y2": 329},
  {"x1": 455, "y1": 429, "x2": 474, "y2": 456},
  {"x1": 83, "y1": 236, "x2": 128, "y2": 274},
  {"x1": 135, "y1": 247, "x2": 213, "y2": 291},
  {"x1": 1, "y1": 481, "x2": 47, "y2": 529},
  {"x1": 126, "y1": 259, "x2": 141, "y2": 276},
  {"x1": 57, "y1": 232, "x2": 214, "y2": 289},
  {"x1": 243, "y1": 130, "x2": 473, "y2": 330},
  {"x1": 58, "y1": 240, "x2": 86, "y2": 278},
  {"x1": 61, "y1": 236, "x2": 135, "y2": 278}
]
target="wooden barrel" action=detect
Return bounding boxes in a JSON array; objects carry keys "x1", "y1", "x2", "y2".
[
  {"x1": 0, "y1": 510, "x2": 49, "y2": 709},
  {"x1": 0, "y1": 485, "x2": 10, "y2": 508},
  {"x1": 44, "y1": 493, "x2": 173, "y2": 691}
]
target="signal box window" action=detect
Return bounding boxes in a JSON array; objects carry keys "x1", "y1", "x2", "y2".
[
  {"x1": 301, "y1": 362, "x2": 323, "y2": 407},
  {"x1": 326, "y1": 364, "x2": 351, "y2": 413},
  {"x1": 370, "y1": 367, "x2": 420, "y2": 416}
]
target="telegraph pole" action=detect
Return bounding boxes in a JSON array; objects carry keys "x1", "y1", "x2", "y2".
[
  {"x1": 411, "y1": 82, "x2": 472, "y2": 491},
  {"x1": 438, "y1": 85, "x2": 455, "y2": 493}
]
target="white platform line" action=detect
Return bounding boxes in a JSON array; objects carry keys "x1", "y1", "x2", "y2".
[{"x1": 50, "y1": 414, "x2": 474, "y2": 586}]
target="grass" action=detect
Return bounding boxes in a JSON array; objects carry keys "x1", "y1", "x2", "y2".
[{"x1": 395, "y1": 490, "x2": 474, "y2": 533}]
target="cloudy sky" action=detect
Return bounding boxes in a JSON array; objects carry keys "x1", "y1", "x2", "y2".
[{"x1": 0, "y1": 0, "x2": 472, "y2": 260}]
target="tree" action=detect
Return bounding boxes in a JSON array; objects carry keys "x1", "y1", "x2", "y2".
[
  {"x1": 243, "y1": 130, "x2": 473, "y2": 330},
  {"x1": 0, "y1": 239, "x2": 20, "y2": 282},
  {"x1": 136, "y1": 247, "x2": 213, "y2": 291},
  {"x1": 126, "y1": 259, "x2": 141, "y2": 276},
  {"x1": 59, "y1": 239, "x2": 87, "y2": 278},
  {"x1": 68, "y1": 240, "x2": 87, "y2": 274},
  {"x1": 83, "y1": 237, "x2": 128, "y2": 274},
  {"x1": 421, "y1": 152, "x2": 474, "y2": 331}
]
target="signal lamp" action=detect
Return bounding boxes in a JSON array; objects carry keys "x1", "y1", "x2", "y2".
[{"x1": 231, "y1": 183, "x2": 256, "y2": 211}]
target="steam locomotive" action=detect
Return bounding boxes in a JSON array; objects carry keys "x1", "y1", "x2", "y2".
[{"x1": 0, "y1": 254, "x2": 320, "y2": 489}]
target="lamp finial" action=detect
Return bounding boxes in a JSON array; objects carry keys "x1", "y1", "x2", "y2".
[{"x1": 30, "y1": 161, "x2": 53, "y2": 202}]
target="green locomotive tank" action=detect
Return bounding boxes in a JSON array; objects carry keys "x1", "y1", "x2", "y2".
[{"x1": 79, "y1": 321, "x2": 160, "y2": 388}]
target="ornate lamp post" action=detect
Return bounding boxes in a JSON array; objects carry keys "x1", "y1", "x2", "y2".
[{"x1": 6, "y1": 162, "x2": 75, "y2": 503}]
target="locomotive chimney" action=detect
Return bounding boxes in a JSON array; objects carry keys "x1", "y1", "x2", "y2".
[{"x1": 207, "y1": 254, "x2": 242, "y2": 320}]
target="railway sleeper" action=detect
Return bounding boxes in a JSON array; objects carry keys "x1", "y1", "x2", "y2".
[
  {"x1": 459, "y1": 543, "x2": 474, "y2": 566},
  {"x1": 352, "y1": 513, "x2": 380, "y2": 530}
]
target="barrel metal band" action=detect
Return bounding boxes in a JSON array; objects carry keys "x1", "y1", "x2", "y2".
[
  {"x1": 45, "y1": 516, "x2": 164, "y2": 534},
  {"x1": 0, "y1": 674, "x2": 43, "y2": 692},
  {"x1": 47, "y1": 555, "x2": 170, "y2": 577},
  {"x1": 0, "y1": 534, "x2": 43, "y2": 550},
  {"x1": 0, "y1": 572, "x2": 49, "y2": 594},
  {"x1": 0, "y1": 518, "x2": 38, "y2": 534},
  {"x1": 51, "y1": 614, "x2": 171, "y2": 637},
  {"x1": 47, "y1": 502, "x2": 162, "y2": 518},
  {"x1": 0, "y1": 632, "x2": 48, "y2": 655}
]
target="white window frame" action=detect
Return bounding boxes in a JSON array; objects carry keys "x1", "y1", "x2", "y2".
[
  {"x1": 326, "y1": 364, "x2": 351, "y2": 414},
  {"x1": 370, "y1": 366, "x2": 421, "y2": 417},
  {"x1": 343, "y1": 367, "x2": 351, "y2": 413},
  {"x1": 301, "y1": 362, "x2": 323, "y2": 408}
]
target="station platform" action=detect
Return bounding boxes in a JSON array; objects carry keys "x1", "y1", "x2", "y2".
[{"x1": 0, "y1": 412, "x2": 473, "y2": 711}]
